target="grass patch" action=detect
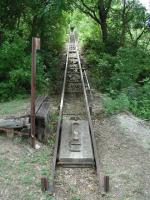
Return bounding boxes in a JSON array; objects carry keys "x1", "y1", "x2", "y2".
[
  {"x1": 0, "y1": 97, "x2": 29, "y2": 116},
  {"x1": 0, "y1": 136, "x2": 53, "y2": 200},
  {"x1": 0, "y1": 158, "x2": 8, "y2": 167},
  {"x1": 21, "y1": 176, "x2": 33, "y2": 185},
  {"x1": 70, "y1": 197, "x2": 81, "y2": 200}
]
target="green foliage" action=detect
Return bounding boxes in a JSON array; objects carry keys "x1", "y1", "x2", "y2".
[
  {"x1": 110, "y1": 47, "x2": 150, "y2": 90},
  {"x1": 0, "y1": 34, "x2": 29, "y2": 100},
  {"x1": 70, "y1": 10, "x2": 99, "y2": 45},
  {"x1": 0, "y1": 32, "x2": 45, "y2": 101},
  {"x1": 70, "y1": 197, "x2": 80, "y2": 200},
  {"x1": 129, "y1": 79, "x2": 150, "y2": 119},
  {"x1": 85, "y1": 44, "x2": 150, "y2": 119},
  {"x1": 0, "y1": 0, "x2": 68, "y2": 102},
  {"x1": 0, "y1": 98, "x2": 29, "y2": 116},
  {"x1": 103, "y1": 93, "x2": 130, "y2": 114},
  {"x1": 0, "y1": 0, "x2": 149, "y2": 120}
]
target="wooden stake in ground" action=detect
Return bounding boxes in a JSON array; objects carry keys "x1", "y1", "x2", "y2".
[{"x1": 31, "y1": 37, "x2": 40, "y2": 148}]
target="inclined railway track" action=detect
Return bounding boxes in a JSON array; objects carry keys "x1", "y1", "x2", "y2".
[{"x1": 50, "y1": 30, "x2": 103, "y2": 193}]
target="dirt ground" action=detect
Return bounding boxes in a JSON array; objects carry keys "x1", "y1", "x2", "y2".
[
  {"x1": 0, "y1": 93, "x2": 150, "y2": 200},
  {"x1": 94, "y1": 114, "x2": 150, "y2": 200},
  {"x1": 93, "y1": 92, "x2": 150, "y2": 200}
]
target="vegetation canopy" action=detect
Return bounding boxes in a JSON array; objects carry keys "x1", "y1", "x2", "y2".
[{"x1": 0, "y1": 0, "x2": 149, "y2": 119}]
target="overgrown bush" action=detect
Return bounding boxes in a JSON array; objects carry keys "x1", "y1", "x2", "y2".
[
  {"x1": 0, "y1": 32, "x2": 45, "y2": 101},
  {"x1": 110, "y1": 47, "x2": 150, "y2": 90},
  {"x1": 85, "y1": 44, "x2": 150, "y2": 119},
  {"x1": 0, "y1": 1, "x2": 68, "y2": 102},
  {"x1": 103, "y1": 93, "x2": 130, "y2": 114},
  {"x1": 129, "y1": 79, "x2": 150, "y2": 119}
]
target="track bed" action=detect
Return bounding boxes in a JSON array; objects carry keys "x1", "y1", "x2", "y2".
[{"x1": 51, "y1": 31, "x2": 102, "y2": 194}]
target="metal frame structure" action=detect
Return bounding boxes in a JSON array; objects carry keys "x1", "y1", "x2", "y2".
[
  {"x1": 49, "y1": 31, "x2": 106, "y2": 193},
  {"x1": 50, "y1": 35, "x2": 71, "y2": 193},
  {"x1": 75, "y1": 36, "x2": 102, "y2": 191}
]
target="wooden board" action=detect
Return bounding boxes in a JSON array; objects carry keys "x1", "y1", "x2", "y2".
[{"x1": 35, "y1": 96, "x2": 50, "y2": 143}]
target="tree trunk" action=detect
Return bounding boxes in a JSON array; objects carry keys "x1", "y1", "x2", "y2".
[
  {"x1": 120, "y1": 0, "x2": 126, "y2": 47},
  {"x1": 31, "y1": 15, "x2": 39, "y2": 37},
  {"x1": 100, "y1": 18, "x2": 108, "y2": 44},
  {"x1": 120, "y1": 25, "x2": 126, "y2": 47},
  {"x1": 98, "y1": 0, "x2": 108, "y2": 45}
]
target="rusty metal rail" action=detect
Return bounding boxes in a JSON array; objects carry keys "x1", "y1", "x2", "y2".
[
  {"x1": 49, "y1": 31, "x2": 105, "y2": 193},
  {"x1": 75, "y1": 37, "x2": 102, "y2": 191},
  {"x1": 50, "y1": 35, "x2": 71, "y2": 193}
]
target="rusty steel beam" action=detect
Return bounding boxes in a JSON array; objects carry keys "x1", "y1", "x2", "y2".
[
  {"x1": 104, "y1": 176, "x2": 110, "y2": 193},
  {"x1": 75, "y1": 34, "x2": 102, "y2": 191},
  {"x1": 31, "y1": 37, "x2": 40, "y2": 149},
  {"x1": 31, "y1": 38, "x2": 36, "y2": 148},
  {"x1": 50, "y1": 31, "x2": 106, "y2": 194},
  {"x1": 50, "y1": 35, "x2": 71, "y2": 193},
  {"x1": 83, "y1": 69, "x2": 93, "y2": 101},
  {"x1": 41, "y1": 177, "x2": 50, "y2": 192}
]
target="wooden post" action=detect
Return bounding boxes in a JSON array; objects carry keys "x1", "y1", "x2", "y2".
[
  {"x1": 41, "y1": 177, "x2": 49, "y2": 191},
  {"x1": 104, "y1": 176, "x2": 109, "y2": 193},
  {"x1": 31, "y1": 37, "x2": 40, "y2": 148}
]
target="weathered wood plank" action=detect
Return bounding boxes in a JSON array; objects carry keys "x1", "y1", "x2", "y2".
[
  {"x1": 35, "y1": 96, "x2": 47, "y2": 114},
  {"x1": 35, "y1": 96, "x2": 50, "y2": 143},
  {"x1": 0, "y1": 117, "x2": 29, "y2": 129},
  {"x1": 0, "y1": 96, "x2": 50, "y2": 143},
  {"x1": 0, "y1": 127, "x2": 29, "y2": 136},
  {"x1": 36, "y1": 98, "x2": 50, "y2": 118}
]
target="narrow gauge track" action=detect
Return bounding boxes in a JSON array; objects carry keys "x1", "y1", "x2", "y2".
[{"x1": 50, "y1": 31, "x2": 102, "y2": 193}]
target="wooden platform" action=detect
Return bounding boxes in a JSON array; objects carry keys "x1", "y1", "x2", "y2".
[{"x1": 0, "y1": 96, "x2": 51, "y2": 143}]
